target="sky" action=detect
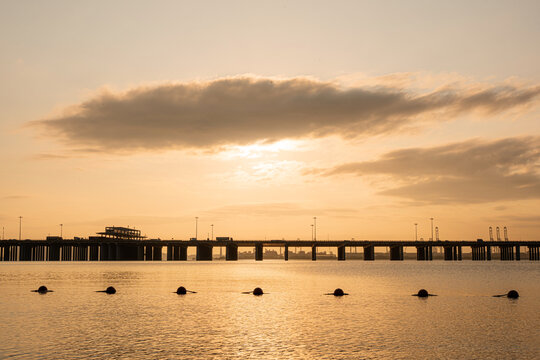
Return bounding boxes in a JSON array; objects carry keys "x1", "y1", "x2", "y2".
[{"x1": 1, "y1": 0, "x2": 540, "y2": 241}]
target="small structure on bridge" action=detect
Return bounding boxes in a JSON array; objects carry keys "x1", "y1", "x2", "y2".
[{"x1": 92, "y1": 227, "x2": 147, "y2": 241}]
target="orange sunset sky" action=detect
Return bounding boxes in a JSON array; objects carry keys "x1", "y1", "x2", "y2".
[{"x1": 1, "y1": 0, "x2": 540, "y2": 241}]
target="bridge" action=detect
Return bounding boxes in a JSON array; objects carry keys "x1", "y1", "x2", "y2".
[{"x1": 1, "y1": 239, "x2": 539, "y2": 261}]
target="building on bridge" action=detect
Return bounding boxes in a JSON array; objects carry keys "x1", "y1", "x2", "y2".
[{"x1": 90, "y1": 227, "x2": 147, "y2": 241}]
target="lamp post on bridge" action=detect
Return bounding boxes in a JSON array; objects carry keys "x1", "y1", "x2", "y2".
[
  {"x1": 311, "y1": 224, "x2": 314, "y2": 241},
  {"x1": 195, "y1": 217, "x2": 199, "y2": 240},
  {"x1": 313, "y1": 217, "x2": 317, "y2": 241},
  {"x1": 18, "y1": 216, "x2": 22, "y2": 241},
  {"x1": 60, "y1": 224, "x2": 63, "y2": 238},
  {"x1": 211, "y1": 224, "x2": 214, "y2": 241},
  {"x1": 414, "y1": 223, "x2": 418, "y2": 241},
  {"x1": 430, "y1": 217, "x2": 434, "y2": 241}
]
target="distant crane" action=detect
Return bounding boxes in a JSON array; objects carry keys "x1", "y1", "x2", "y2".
[
  {"x1": 489, "y1": 226, "x2": 494, "y2": 241},
  {"x1": 496, "y1": 226, "x2": 501, "y2": 241},
  {"x1": 504, "y1": 226, "x2": 509, "y2": 241}
]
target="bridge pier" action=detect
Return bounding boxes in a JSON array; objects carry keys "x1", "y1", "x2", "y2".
[
  {"x1": 416, "y1": 246, "x2": 426, "y2": 260},
  {"x1": 284, "y1": 245, "x2": 289, "y2": 261},
  {"x1": 486, "y1": 245, "x2": 491, "y2": 260},
  {"x1": 311, "y1": 245, "x2": 316, "y2": 261},
  {"x1": 173, "y1": 245, "x2": 180, "y2": 260},
  {"x1": 255, "y1": 244, "x2": 263, "y2": 261},
  {"x1": 62, "y1": 245, "x2": 72, "y2": 261},
  {"x1": 226, "y1": 244, "x2": 238, "y2": 261},
  {"x1": 145, "y1": 245, "x2": 153, "y2": 261},
  {"x1": 153, "y1": 245, "x2": 162, "y2": 261},
  {"x1": 443, "y1": 246, "x2": 453, "y2": 261},
  {"x1": 529, "y1": 246, "x2": 539, "y2": 260},
  {"x1": 337, "y1": 245, "x2": 346, "y2": 261},
  {"x1": 390, "y1": 245, "x2": 403, "y2": 261},
  {"x1": 458, "y1": 246, "x2": 462, "y2": 260},
  {"x1": 167, "y1": 245, "x2": 173, "y2": 261},
  {"x1": 516, "y1": 246, "x2": 520, "y2": 261},
  {"x1": 48, "y1": 244, "x2": 61, "y2": 261},
  {"x1": 364, "y1": 245, "x2": 375, "y2": 260},
  {"x1": 196, "y1": 244, "x2": 213, "y2": 261}
]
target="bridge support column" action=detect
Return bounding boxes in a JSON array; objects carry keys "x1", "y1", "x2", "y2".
[
  {"x1": 89, "y1": 245, "x2": 98, "y2": 261},
  {"x1": 49, "y1": 244, "x2": 60, "y2": 261},
  {"x1": 364, "y1": 245, "x2": 375, "y2": 260},
  {"x1": 486, "y1": 245, "x2": 491, "y2": 260},
  {"x1": 196, "y1": 244, "x2": 213, "y2": 261},
  {"x1": 178, "y1": 245, "x2": 187, "y2": 260},
  {"x1": 99, "y1": 244, "x2": 108, "y2": 261},
  {"x1": 443, "y1": 246, "x2": 453, "y2": 261},
  {"x1": 145, "y1": 245, "x2": 153, "y2": 261},
  {"x1": 416, "y1": 246, "x2": 426, "y2": 261},
  {"x1": 390, "y1": 245, "x2": 403, "y2": 261},
  {"x1": 428, "y1": 246, "x2": 433, "y2": 260},
  {"x1": 153, "y1": 245, "x2": 162, "y2": 261},
  {"x1": 62, "y1": 245, "x2": 72, "y2": 261},
  {"x1": 458, "y1": 246, "x2": 462, "y2": 260},
  {"x1": 338, "y1": 245, "x2": 346, "y2": 261},
  {"x1": 167, "y1": 245, "x2": 173, "y2": 261},
  {"x1": 255, "y1": 244, "x2": 263, "y2": 261},
  {"x1": 516, "y1": 246, "x2": 520, "y2": 261},
  {"x1": 173, "y1": 246, "x2": 180, "y2": 260},
  {"x1": 284, "y1": 245, "x2": 289, "y2": 261},
  {"x1": 311, "y1": 245, "x2": 317, "y2": 261},
  {"x1": 226, "y1": 244, "x2": 238, "y2": 261}
]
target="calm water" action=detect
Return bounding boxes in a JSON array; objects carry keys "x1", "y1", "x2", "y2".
[{"x1": 1, "y1": 261, "x2": 539, "y2": 359}]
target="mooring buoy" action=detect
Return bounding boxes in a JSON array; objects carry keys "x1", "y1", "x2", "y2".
[
  {"x1": 413, "y1": 289, "x2": 436, "y2": 297},
  {"x1": 176, "y1": 286, "x2": 187, "y2": 295},
  {"x1": 32, "y1": 285, "x2": 52, "y2": 293},
  {"x1": 507, "y1": 290, "x2": 519, "y2": 299},
  {"x1": 96, "y1": 286, "x2": 116, "y2": 294},
  {"x1": 252, "y1": 287, "x2": 263, "y2": 296}
]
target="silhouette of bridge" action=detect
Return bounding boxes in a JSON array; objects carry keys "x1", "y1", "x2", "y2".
[{"x1": 1, "y1": 239, "x2": 539, "y2": 261}]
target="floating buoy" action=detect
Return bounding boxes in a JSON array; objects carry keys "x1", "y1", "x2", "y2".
[
  {"x1": 412, "y1": 289, "x2": 436, "y2": 297},
  {"x1": 324, "y1": 288, "x2": 349, "y2": 296},
  {"x1": 252, "y1": 287, "x2": 263, "y2": 296},
  {"x1": 493, "y1": 290, "x2": 519, "y2": 298},
  {"x1": 176, "y1": 286, "x2": 187, "y2": 295},
  {"x1": 96, "y1": 286, "x2": 116, "y2": 294},
  {"x1": 32, "y1": 285, "x2": 52, "y2": 293},
  {"x1": 507, "y1": 290, "x2": 519, "y2": 299},
  {"x1": 333, "y1": 288, "x2": 344, "y2": 296}
]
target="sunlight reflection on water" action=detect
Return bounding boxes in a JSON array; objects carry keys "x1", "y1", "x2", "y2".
[{"x1": 0, "y1": 261, "x2": 539, "y2": 359}]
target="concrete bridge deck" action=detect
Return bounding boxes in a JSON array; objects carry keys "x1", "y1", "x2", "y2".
[{"x1": 1, "y1": 239, "x2": 539, "y2": 262}]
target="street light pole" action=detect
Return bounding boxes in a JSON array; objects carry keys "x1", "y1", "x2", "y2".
[
  {"x1": 311, "y1": 224, "x2": 314, "y2": 241},
  {"x1": 430, "y1": 218, "x2": 434, "y2": 241},
  {"x1": 60, "y1": 224, "x2": 63, "y2": 238},
  {"x1": 195, "y1": 217, "x2": 199, "y2": 240},
  {"x1": 414, "y1": 223, "x2": 418, "y2": 241},
  {"x1": 211, "y1": 224, "x2": 214, "y2": 241},
  {"x1": 313, "y1": 217, "x2": 317, "y2": 241},
  {"x1": 18, "y1": 216, "x2": 22, "y2": 240}
]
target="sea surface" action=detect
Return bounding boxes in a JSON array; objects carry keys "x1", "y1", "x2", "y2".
[{"x1": 1, "y1": 261, "x2": 539, "y2": 359}]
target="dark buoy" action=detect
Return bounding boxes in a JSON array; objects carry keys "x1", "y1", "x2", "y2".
[
  {"x1": 97, "y1": 286, "x2": 116, "y2": 294},
  {"x1": 253, "y1": 287, "x2": 263, "y2": 296},
  {"x1": 507, "y1": 290, "x2": 519, "y2": 299},
  {"x1": 333, "y1": 288, "x2": 345, "y2": 296},
  {"x1": 324, "y1": 288, "x2": 348, "y2": 296},
  {"x1": 32, "y1": 285, "x2": 53, "y2": 293},
  {"x1": 176, "y1": 286, "x2": 187, "y2": 295},
  {"x1": 412, "y1": 289, "x2": 436, "y2": 297}
]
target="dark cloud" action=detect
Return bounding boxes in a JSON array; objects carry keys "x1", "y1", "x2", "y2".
[
  {"x1": 312, "y1": 137, "x2": 540, "y2": 204},
  {"x1": 31, "y1": 77, "x2": 540, "y2": 152}
]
